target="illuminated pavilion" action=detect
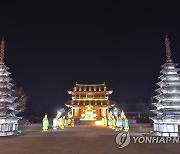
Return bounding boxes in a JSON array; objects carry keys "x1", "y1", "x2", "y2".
[
  {"x1": 65, "y1": 83, "x2": 115, "y2": 121},
  {"x1": 151, "y1": 35, "x2": 180, "y2": 137}
]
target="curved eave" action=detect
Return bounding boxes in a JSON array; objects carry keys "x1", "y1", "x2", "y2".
[
  {"x1": 157, "y1": 81, "x2": 180, "y2": 87},
  {"x1": 161, "y1": 62, "x2": 178, "y2": 68},
  {"x1": 65, "y1": 100, "x2": 115, "y2": 107},
  {"x1": 158, "y1": 74, "x2": 180, "y2": 80},
  {"x1": 0, "y1": 64, "x2": 9, "y2": 70},
  {"x1": 68, "y1": 89, "x2": 113, "y2": 94},
  {"x1": 0, "y1": 71, "x2": 11, "y2": 76}
]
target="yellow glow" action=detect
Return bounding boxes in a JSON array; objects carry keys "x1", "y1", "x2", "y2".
[
  {"x1": 80, "y1": 118, "x2": 96, "y2": 121},
  {"x1": 95, "y1": 120, "x2": 102, "y2": 125},
  {"x1": 93, "y1": 113, "x2": 97, "y2": 117},
  {"x1": 86, "y1": 105, "x2": 93, "y2": 110},
  {"x1": 81, "y1": 113, "x2": 85, "y2": 117},
  {"x1": 72, "y1": 98, "x2": 108, "y2": 101}
]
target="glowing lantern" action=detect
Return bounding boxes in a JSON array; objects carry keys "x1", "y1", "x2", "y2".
[
  {"x1": 81, "y1": 113, "x2": 85, "y2": 117},
  {"x1": 93, "y1": 113, "x2": 97, "y2": 117}
]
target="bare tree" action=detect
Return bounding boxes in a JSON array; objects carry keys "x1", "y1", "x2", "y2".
[{"x1": 12, "y1": 86, "x2": 28, "y2": 113}]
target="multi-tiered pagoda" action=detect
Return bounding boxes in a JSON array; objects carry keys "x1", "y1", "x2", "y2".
[
  {"x1": 151, "y1": 35, "x2": 180, "y2": 137},
  {"x1": 65, "y1": 83, "x2": 115, "y2": 121},
  {"x1": 0, "y1": 38, "x2": 21, "y2": 136}
]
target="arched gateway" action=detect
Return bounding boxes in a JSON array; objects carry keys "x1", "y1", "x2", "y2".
[{"x1": 65, "y1": 83, "x2": 115, "y2": 121}]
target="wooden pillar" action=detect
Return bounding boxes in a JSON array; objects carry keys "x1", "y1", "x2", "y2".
[
  {"x1": 74, "y1": 108, "x2": 79, "y2": 117},
  {"x1": 106, "y1": 108, "x2": 109, "y2": 117},
  {"x1": 79, "y1": 108, "x2": 82, "y2": 117}
]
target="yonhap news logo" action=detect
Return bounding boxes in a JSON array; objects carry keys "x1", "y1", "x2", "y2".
[
  {"x1": 115, "y1": 132, "x2": 131, "y2": 148},
  {"x1": 116, "y1": 132, "x2": 180, "y2": 148}
]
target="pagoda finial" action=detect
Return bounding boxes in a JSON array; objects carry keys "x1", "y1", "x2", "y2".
[
  {"x1": 0, "y1": 37, "x2": 5, "y2": 64},
  {"x1": 165, "y1": 34, "x2": 171, "y2": 62}
]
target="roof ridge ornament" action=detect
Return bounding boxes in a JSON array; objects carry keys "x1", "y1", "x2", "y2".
[
  {"x1": 165, "y1": 34, "x2": 172, "y2": 62},
  {"x1": 0, "y1": 37, "x2": 5, "y2": 64}
]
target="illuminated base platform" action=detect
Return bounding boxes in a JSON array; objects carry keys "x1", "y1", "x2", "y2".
[
  {"x1": 0, "y1": 117, "x2": 21, "y2": 136},
  {"x1": 79, "y1": 119, "x2": 97, "y2": 125},
  {"x1": 80, "y1": 119, "x2": 96, "y2": 121},
  {"x1": 78, "y1": 119, "x2": 102, "y2": 126},
  {"x1": 152, "y1": 117, "x2": 180, "y2": 137}
]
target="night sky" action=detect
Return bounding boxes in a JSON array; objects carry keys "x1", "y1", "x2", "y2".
[{"x1": 1, "y1": 1, "x2": 180, "y2": 117}]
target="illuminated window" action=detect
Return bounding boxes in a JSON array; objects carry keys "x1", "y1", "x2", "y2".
[{"x1": 87, "y1": 93, "x2": 93, "y2": 99}]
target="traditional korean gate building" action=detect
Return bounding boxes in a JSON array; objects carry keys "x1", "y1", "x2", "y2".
[{"x1": 65, "y1": 83, "x2": 115, "y2": 121}]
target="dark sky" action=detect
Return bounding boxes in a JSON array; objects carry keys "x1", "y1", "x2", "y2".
[{"x1": 1, "y1": 1, "x2": 180, "y2": 116}]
